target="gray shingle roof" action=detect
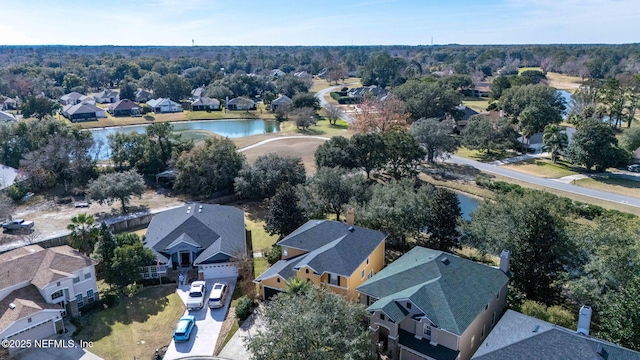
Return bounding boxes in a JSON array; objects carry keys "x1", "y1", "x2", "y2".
[
  {"x1": 357, "y1": 246, "x2": 509, "y2": 335},
  {"x1": 276, "y1": 220, "x2": 387, "y2": 277},
  {"x1": 191, "y1": 97, "x2": 220, "y2": 107},
  {"x1": 227, "y1": 97, "x2": 255, "y2": 106},
  {"x1": 473, "y1": 310, "x2": 640, "y2": 360},
  {"x1": 63, "y1": 103, "x2": 102, "y2": 116},
  {"x1": 108, "y1": 99, "x2": 140, "y2": 111},
  {"x1": 254, "y1": 255, "x2": 304, "y2": 283},
  {"x1": 60, "y1": 92, "x2": 87, "y2": 101},
  {"x1": 143, "y1": 204, "x2": 246, "y2": 265},
  {"x1": 271, "y1": 95, "x2": 292, "y2": 106},
  {"x1": 0, "y1": 111, "x2": 15, "y2": 122}
]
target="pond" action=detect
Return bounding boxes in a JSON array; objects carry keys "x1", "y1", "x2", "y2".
[
  {"x1": 558, "y1": 90, "x2": 573, "y2": 119},
  {"x1": 457, "y1": 192, "x2": 481, "y2": 221},
  {"x1": 90, "y1": 119, "x2": 280, "y2": 159}
]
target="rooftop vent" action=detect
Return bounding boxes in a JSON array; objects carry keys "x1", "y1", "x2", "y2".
[
  {"x1": 198, "y1": 205, "x2": 203, "y2": 213},
  {"x1": 532, "y1": 325, "x2": 540, "y2": 333},
  {"x1": 187, "y1": 206, "x2": 191, "y2": 213},
  {"x1": 348, "y1": 227, "x2": 354, "y2": 232},
  {"x1": 440, "y1": 257, "x2": 450, "y2": 266},
  {"x1": 8, "y1": 303, "x2": 16, "y2": 310}
]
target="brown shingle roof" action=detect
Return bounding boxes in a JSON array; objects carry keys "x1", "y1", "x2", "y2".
[{"x1": 0, "y1": 285, "x2": 62, "y2": 331}]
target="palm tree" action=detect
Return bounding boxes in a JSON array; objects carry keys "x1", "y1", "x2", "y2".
[
  {"x1": 67, "y1": 213, "x2": 100, "y2": 256},
  {"x1": 542, "y1": 124, "x2": 569, "y2": 163},
  {"x1": 285, "y1": 277, "x2": 312, "y2": 296}
]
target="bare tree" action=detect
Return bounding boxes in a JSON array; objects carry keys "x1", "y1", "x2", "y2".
[
  {"x1": 351, "y1": 97, "x2": 411, "y2": 133},
  {"x1": 324, "y1": 103, "x2": 342, "y2": 126},
  {"x1": 293, "y1": 107, "x2": 317, "y2": 130}
]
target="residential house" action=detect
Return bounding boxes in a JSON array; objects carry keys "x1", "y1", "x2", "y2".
[
  {"x1": 454, "y1": 105, "x2": 479, "y2": 130},
  {"x1": 0, "y1": 245, "x2": 97, "y2": 353},
  {"x1": 294, "y1": 71, "x2": 312, "y2": 79},
  {"x1": 254, "y1": 219, "x2": 387, "y2": 300},
  {"x1": 190, "y1": 97, "x2": 220, "y2": 111},
  {"x1": 93, "y1": 89, "x2": 119, "y2": 104},
  {"x1": 1, "y1": 97, "x2": 18, "y2": 110},
  {"x1": 0, "y1": 111, "x2": 16, "y2": 123},
  {"x1": 146, "y1": 98, "x2": 182, "y2": 113},
  {"x1": 62, "y1": 103, "x2": 106, "y2": 122},
  {"x1": 142, "y1": 204, "x2": 247, "y2": 280},
  {"x1": 270, "y1": 95, "x2": 292, "y2": 111},
  {"x1": 473, "y1": 82, "x2": 491, "y2": 98},
  {"x1": 348, "y1": 85, "x2": 388, "y2": 100},
  {"x1": 227, "y1": 97, "x2": 256, "y2": 111},
  {"x1": 191, "y1": 86, "x2": 206, "y2": 99},
  {"x1": 59, "y1": 92, "x2": 94, "y2": 106},
  {"x1": 134, "y1": 89, "x2": 152, "y2": 103},
  {"x1": 270, "y1": 69, "x2": 286, "y2": 77},
  {"x1": 107, "y1": 99, "x2": 141, "y2": 117},
  {"x1": 0, "y1": 164, "x2": 21, "y2": 190},
  {"x1": 472, "y1": 308, "x2": 640, "y2": 360},
  {"x1": 356, "y1": 247, "x2": 511, "y2": 360},
  {"x1": 317, "y1": 68, "x2": 328, "y2": 78}
]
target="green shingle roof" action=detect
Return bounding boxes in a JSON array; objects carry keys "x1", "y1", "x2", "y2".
[{"x1": 357, "y1": 246, "x2": 509, "y2": 335}]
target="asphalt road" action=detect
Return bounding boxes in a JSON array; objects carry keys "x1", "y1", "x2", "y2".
[
  {"x1": 447, "y1": 155, "x2": 640, "y2": 208},
  {"x1": 314, "y1": 86, "x2": 355, "y2": 123}
]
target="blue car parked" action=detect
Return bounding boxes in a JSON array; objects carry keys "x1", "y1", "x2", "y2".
[{"x1": 173, "y1": 315, "x2": 196, "y2": 342}]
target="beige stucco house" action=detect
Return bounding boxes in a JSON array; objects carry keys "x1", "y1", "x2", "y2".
[{"x1": 356, "y1": 247, "x2": 511, "y2": 360}]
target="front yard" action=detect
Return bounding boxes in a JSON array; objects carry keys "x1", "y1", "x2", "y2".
[
  {"x1": 502, "y1": 158, "x2": 581, "y2": 178},
  {"x1": 74, "y1": 285, "x2": 185, "y2": 360},
  {"x1": 573, "y1": 176, "x2": 640, "y2": 198}
]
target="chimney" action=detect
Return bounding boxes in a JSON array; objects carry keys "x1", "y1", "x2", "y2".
[
  {"x1": 499, "y1": 250, "x2": 510, "y2": 273},
  {"x1": 345, "y1": 208, "x2": 355, "y2": 225},
  {"x1": 577, "y1": 305, "x2": 592, "y2": 336}
]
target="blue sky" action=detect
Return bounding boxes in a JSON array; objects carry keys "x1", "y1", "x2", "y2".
[{"x1": 1, "y1": 0, "x2": 638, "y2": 45}]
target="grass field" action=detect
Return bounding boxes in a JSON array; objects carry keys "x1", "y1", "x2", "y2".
[
  {"x1": 503, "y1": 158, "x2": 581, "y2": 178},
  {"x1": 573, "y1": 177, "x2": 640, "y2": 199},
  {"x1": 242, "y1": 137, "x2": 326, "y2": 174},
  {"x1": 546, "y1": 72, "x2": 582, "y2": 92},
  {"x1": 462, "y1": 97, "x2": 491, "y2": 113},
  {"x1": 310, "y1": 77, "x2": 362, "y2": 93},
  {"x1": 76, "y1": 286, "x2": 184, "y2": 360},
  {"x1": 518, "y1": 67, "x2": 543, "y2": 74},
  {"x1": 455, "y1": 147, "x2": 519, "y2": 163}
]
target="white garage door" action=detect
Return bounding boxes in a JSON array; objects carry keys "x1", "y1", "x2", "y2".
[
  {"x1": 7, "y1": 319, "x2": 55, "y2": 344},
  {"x1": 200, "y1": 263, "x2": 238, "y2": 279}
]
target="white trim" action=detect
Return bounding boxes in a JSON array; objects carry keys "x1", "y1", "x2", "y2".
[
  {"x1": 2, "y1": 309, "x2": 62, "y2": 340},
  {"x1": 325, "y1": 282, "x2": 348, "y2": 290}
]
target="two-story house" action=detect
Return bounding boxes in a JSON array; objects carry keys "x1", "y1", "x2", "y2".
[
  {"x1": 0, "y1": 245, "x2": 97, "y2": 351},
  {"x1": 356, "y1": 247, "x2": 511, "y2": 360},
  {"x1": 254, "y1": 220, "x2": 387, "y2": 300}
]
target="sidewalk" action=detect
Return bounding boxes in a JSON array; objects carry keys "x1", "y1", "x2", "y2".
[
  {"x1": 488, "y1": 152, "x2": 550, "y2": 166},
  {"x1": 218, "y1": 306, "x2": 265, "y2": 360}
]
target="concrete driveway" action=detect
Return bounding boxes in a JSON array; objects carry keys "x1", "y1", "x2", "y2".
[
  {"x1": 218, "y1": 305, "x2": 264, "y2": 360},
  {"x1": 163, "y1": 277, "x2": 237, "y2": 360}
]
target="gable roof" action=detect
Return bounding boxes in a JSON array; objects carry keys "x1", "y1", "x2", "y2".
[
  {"x1": 271, "y1": 95, "x2": 293, "y2": 106},
  {"x1": 356, "y1": 246, "x2": 509, "y2": 335},
  {"x1": 0, "y1": 245, "x2": 94, "y2": 291},
  {"x1": 63, "y1": 102, "x2": 103, "y2": 116},
  {"x1": 0, "y1": 111, "x2": 15, "y2": 122},
  {"x1": 147, "y1": 98, "x2": 181, "y2": 107},
  {"x1": 0, "y1": 285, "x2": 62, "y2": 332},
  {"x1": 143, "y1": 204, "x2": 245, "y2": 264},
  {"x1": 191, "y1": 86, "x2": 206, "y2": 98},
  {"x1": 267, "y1": 220, "x2": 386, "y2": 277},
  {"x1": 60, "y1": 92, "x2": 89, "y2": 102},
  {"x1": 108, "y1": 99, "x2": 140, "y2": 111},
  {"x1": 191, "y1": 97, "x2": 220, "y2": 107},
  {"x1": 227, "y1": 97, "x2": 255, "y2": 106},
  {"x1": 95, "y1": 89, "x2": 118, "y2": 98},
  {"x1": 472, "y1": 310, "x2": 640, "y2": 360}
]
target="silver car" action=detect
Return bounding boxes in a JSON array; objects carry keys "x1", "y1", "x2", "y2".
[
  {"x1": 186, "y1": 281, "x2": 207, "y2": 310},
  {"x1": 208, "y1": 283, "x2": 228, "y2": 309}
]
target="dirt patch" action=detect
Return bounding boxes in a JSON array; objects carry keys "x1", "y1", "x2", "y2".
[
  {"x1": 214, "y1": 309, "x2": 237, "y2": 355},
  {"x1": 241, "y1": 138, "x2": 325, "y2": 175}
]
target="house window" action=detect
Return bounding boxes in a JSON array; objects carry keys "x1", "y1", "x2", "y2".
[
  {"x1": 305, "y1": 269, "x2": 309, "y2": 274},
  {"x1": 283, "y1": 247, "x2": 288, "y2": 257},
  {"x1": 492, "y1": 312, "x2": 496, "y2": 325},
  {"x1": 56, "y1": 281, "x2": 61, "y2": 287},
  {"x1": 87, "y1": 290, "x2": 95, "y2": 304},
  {"x1": 28, "y1": 318, "x2": 32, "y2": 323},
  {"x1": 497, "y1": 290, "x2": 500, "y2": 299},
  {"x1": 482, "y1": 325, "x2": 486, "y2": 338},
  {"x1": 143, "y1": 272, "x2": 150, "y2": 279},
  {"x1": 406, "y1": 302, "x2": 412, "y2": 310},
  {"x1": 52, "y1": 290, "x2": 63, "y2": 301},
  {"x1": 366, "y1": 257, "x2": 370, "y2": 265},
  {"x1": 423, "y1": 325, "x2": 431, "y2": 337},
  {"x1": 73, "y1": 277, "x2": 80, "y2": 284},
  {"x1": 361, "y1": 269, "x2": 365, "y2": 279},
  {"x1": 380, "y1": 313, "x2": 386, "y2": 321},
  {"x1": 368, "y1": 271, "x2": 373, "y2": 279},
  {"x1": 151, "y1": 266, "x2": 158, "y2": 278},
  {"x1": 84, "y1": 272, "x2": 91, "y2": 280},
  {"x1": 485, "y1": 304, "x2": 489, "y2": 311},
  {"x1": 277, "y1": 278, "x2": 281, "y2": 283},
  {"x1": 76, "y1": 294, "x2": 84, "y2": 308},
  {"x1": 328, "y1": 274, "x2": 340, "y2": 286}
]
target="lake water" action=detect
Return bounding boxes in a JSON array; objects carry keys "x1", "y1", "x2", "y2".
[
  {"x1": 90, "y1": 119, "x2": 279, "y2": 159},
  {"x1": 558, "y1": 90, "x2": 573, "y2": 118},
  {"x1": 457, "y1": 192, "x2": 481, "y2": 220}
]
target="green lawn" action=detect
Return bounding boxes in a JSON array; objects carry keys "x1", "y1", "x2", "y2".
[
  {"x1": 75, "y1": 285, "x2": 185, "y2": 360},
  {"x1": 455, "y1": 146, "x2": 518, "y2": 162},
  {"x1": 518, "y1": 67, "x2": 543, "y2": 74},
  {"x1": 254, "y1": 257, "x2": 269, "y2": 279},
  {"x1": 573, "y1": 177, "x2": 640, "y2": 198},
  {"x1": 503, "y1": 158, "x2": 581, "y2": 178},
  {"x1": 462, "y1": 97, "x2": 491, "y2": 113}
]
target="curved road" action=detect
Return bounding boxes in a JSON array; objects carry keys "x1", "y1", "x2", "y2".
[
  {"x1": 238, "y1": 136, "x2": 329, "y2": 152},
  {"x1": 447, "y1": 155, "x2": 640, "y2": 208},
  {"x1": 314, "y1": 84, "x2": 640, "y2": 209}
]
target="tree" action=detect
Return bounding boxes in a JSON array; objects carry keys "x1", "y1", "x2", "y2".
[
  {"x1": 291, "y1": 92, "x2": 320, "y2": 110},
  {"x1": 109, "y1": 235, "x2": 156, "y2": 288},
  {"x1": 118, "y1": 76, "x2": 137, "y2": 101},
  {"x1": 499, "y1": 84, "x2": 565, "y2": 121},
  {"x1": 520, "y1": 300, "x2": 576, "y2": 329},
  {"x1": 351, "y1": 98, "x2": 410, "y2": 133},
  {"x1": 542, "y1": 124, "x2": 568, "y2": 163},
  {"x1": 314, "y1": 136, "x2": 357, "y2": 170},
  {"x1": 153, "y1": 73, "x2": 191, "y2": 101},
  {"x1": 393, "y1": 78, "x2": 461, "y2": 121},
  {"x1": 410, "y1": 118, "x2": 459, "y2": 162},
  {"x1": 421, "y1": 188, "x2": 461, "y2": 252},
  {"x1": 21, "y1": 96, "x2": 60, "y2": 120},
  {"x1": 357, "y1": 179, "x2": 432, "y2": 249},
  {"x1": 324, "y1": 103, "x2": 342, "y2": 126},
  {"x1": 62, "y1": 73, "x2": 85, "y2": 93},
  {"x1": 517, "y1": 104, "x2": 563, "y2": 152},
  {"x1": 619, "y1": 126, "x2": 640, "y2": 153},
  {"x1": 87, "y1": 169, "x2": 145, "y2": 213},
  {"x1": 357, "y1": 51, "x2": 407, "y2": 88},
  {"x1": 284, "y1": 277, "x2": 312, "y2": 296},
  {"x1": 246, "y1": 286, "x2": 370, "y2": 360},
  {"x1": 309, "y1": 167, "x2": 368, "y2": 221},
  {"x1": 0, "y1": 193, "x2": 14, "y2": 222},
  {"x1": 265, "y1": 185, "x2": 309, "y2": 239},
  {"x1": 461, "y1": 115, "x2": 518, "y2": 154},
  {"x1": 565, "y1": 118, "x2": 623, "y2": 172},
  {"x1": 382, "y1": 130, "x2": 425, "y2": 179},
  {"x1": 67, "y1": 213, "x2": 100, "y2": 256},
  {"x1": 174, "y1": 137, "x2": 246, "y2": 196},
  {"x1": 234, "y1": 153, "x2": 306, "y2": 200},
  {"x1": 292, "y1": 107, "x2": 316, "y2": 130},
  {"x1": 351, "y1": 132, "x2": 387, "y2": 179},
  {"x1": 461, "y1": 191, "x2": 574, "y2": 304},
  {"x1": 276, "y1": 75, "x2": 311, "y2": 98}
]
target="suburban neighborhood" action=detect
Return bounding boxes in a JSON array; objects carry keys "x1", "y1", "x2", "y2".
[{"x1": 1, "y1": 3, "x2": 640, "y2": 359}]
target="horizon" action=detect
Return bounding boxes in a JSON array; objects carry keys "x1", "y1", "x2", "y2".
[{"x1": 2, "y1": 0, "x2": 638, "y2": 46}]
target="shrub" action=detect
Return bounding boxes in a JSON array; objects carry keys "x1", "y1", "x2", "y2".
[
  {"x1": 340, "y1": 87, "x2": 348, "y2": 92},
  {"x1": 235, "y1": 296, "x2": 254, "y2": 321},
  {"x1": 265, "y1": 245, "x2": 282, "y2": 265},
  {"x1": 101, "y1": 293, "x2": 118, "y2": 308},
  {"x1": 5, "y1": 183, "x2": 29, "y2": 201},
  {"x1": 330, "y1": 92, "x2": 341, "y2": 101}
]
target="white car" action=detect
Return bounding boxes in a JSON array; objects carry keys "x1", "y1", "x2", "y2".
[
  {"x1": 628, "y1": 164, "x2": 640, "y2": 172},
  {"x1": 208, "y1": 283, "x2": 228, "y2": 309},
  {"x1": 186, "y1": 281, "x2": 207, "y2": 310}
]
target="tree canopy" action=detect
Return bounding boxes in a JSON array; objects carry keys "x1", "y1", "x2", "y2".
[
  {"x1": 234, "y1": 153, "x2": 306, "y2": 200},
  {"x1": 87, "y1": 169, "x2": 145, "y2": 213},
  {"x1": 410, "y1": 118, "x2": 459, "y2": 162}
]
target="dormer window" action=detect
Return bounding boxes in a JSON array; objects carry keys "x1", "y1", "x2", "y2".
[
  {"x1": 305, "y1": 269, "x2": 309, "y2": 274},
  {"x1": 407, "y1": 302, "x2": 412, "y2": 310},
  {"x1": 380, "y1": 313, "x2": 386, "y2": 321},
  {"x1": 52, "y1": 290, "x2": 63, "y2": 301}
]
